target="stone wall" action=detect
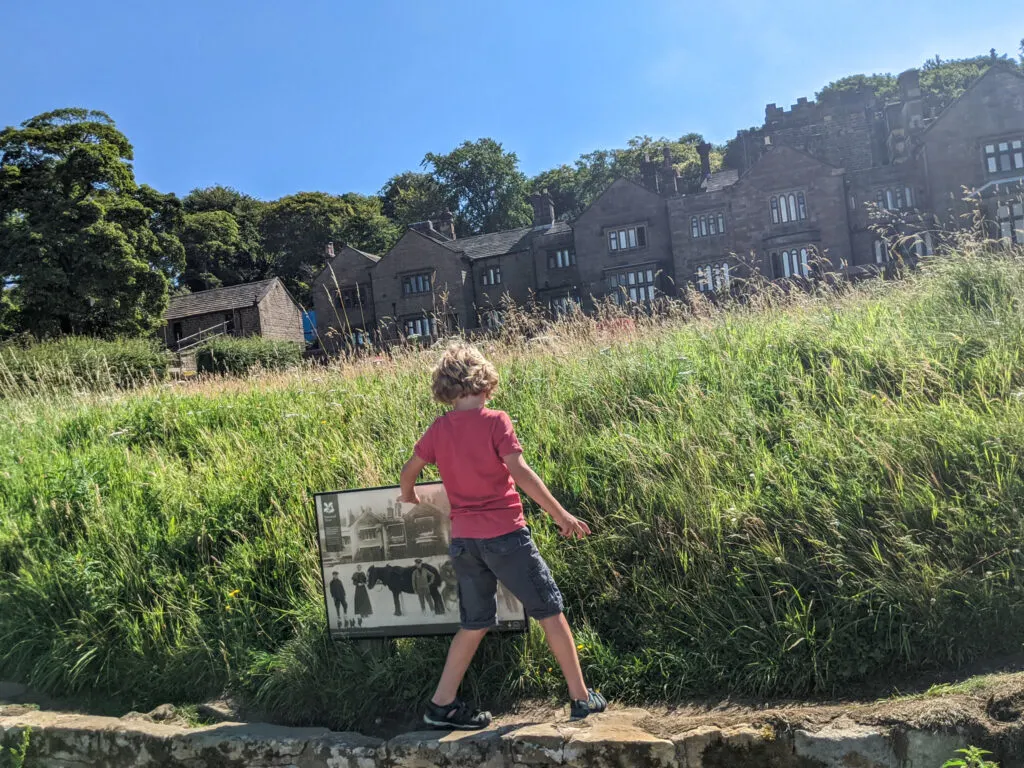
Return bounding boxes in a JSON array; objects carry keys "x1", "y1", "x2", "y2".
[
  {"x1": 312, "y1": 248, "x2": 379, "y2": 352},
  {"x1": 256, "y1": 281, "x2": 305, "y2": 344},
  {"x1": 2, "y1": 706, "x2": 1015, "y2": 768}
]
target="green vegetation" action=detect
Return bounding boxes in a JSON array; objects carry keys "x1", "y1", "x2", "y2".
[
  {"x1": 0, "y1": 336, "x2": 169, "y2": 396},
  {"x1": 0, "y1": 249, "x2": 1023, "y2": 731},
  {"x1": 1, "y1": 727, "x2": 31, "y2": 768},
  {"x1": 943, "y1": 747, "x2": 999, "y2": 768},
  {"x1": 195, "y1": 337, "x2": 304, "y2": 375}
]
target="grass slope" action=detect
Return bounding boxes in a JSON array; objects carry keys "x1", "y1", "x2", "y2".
[{"x1": 1, "y1": 251, "x2": 1023, "y2": 730}]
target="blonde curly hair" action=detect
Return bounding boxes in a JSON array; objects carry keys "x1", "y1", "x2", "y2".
[{"x1": 431, "y1": 341, "x2": 499, "y2": 405}]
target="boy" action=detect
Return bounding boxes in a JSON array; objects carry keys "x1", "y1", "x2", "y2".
[{"x1": 400, "y1": 341, "x2": 607, "y2": 730}]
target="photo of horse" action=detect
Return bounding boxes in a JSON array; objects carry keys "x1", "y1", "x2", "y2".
[{"x1": 314, "y1": 483, "x2": 528, "y2": 639}]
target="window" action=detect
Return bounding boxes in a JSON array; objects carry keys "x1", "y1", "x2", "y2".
[
  {"x1": 223, "y1": 312, "x2": 235, "y2": 333},
  {"x1": 358, "y1": 528, "x2": 378, "y2": 542},
  {"x1": 481, "y1": 265, "x2": 501, "y2": 286},
  {"x1": 874, "y1": 187, "x2": 913, "y2": 211},
  {"x1": 695, "y1": 262, "x2": 731, "y2": 293},
  {"x1": 606, "y1": 267, "x2": 657, "y2": 304},
  {"x1": 690, "y1": 212, "x2": 726, "y2": 238},
  {"x1": 770, "y1": 192, "x2": 808, "y2": 224},
  {"x1": 403, "y1": 317, "x2": 437, "y2": 338},
  {"x1": 985, "y1": 139, "x2": 1024, "y2": 175},
  {"x1": 873, "y1": 240, "x2": 889, "y2": 264},
  {"x1": 772, "y1": 248, "x2": 812, "y2": 279},
  {"x1": 402, "y1": 273, "x2": 432, "y2": 295},
  {"x1": 607, "y1": 225, "x2": 647, "y2": 252},
  {"x1": 337, "y1": 284, "x2": 366, "y2": 308},
  {"x1": 548, "y1": 249, "x2": 576, "y2": 269},
  {"x1": 997, "y1": 200, "x2": 1024, "y2": 245},
  {"x1": 480, "y1": 310, "x2": 504, "y2": 329},
  {"x1": 350, "y1": 330, "x2": 368, "y2": 347},
  {"x1": 548, "y1": 293, "x2": 581, "y2": 318}
]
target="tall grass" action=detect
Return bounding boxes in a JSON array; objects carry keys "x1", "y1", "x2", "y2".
[
  {"x1": 0, "y1": 337, "x2": 169, "y2": 397},
  {"x1": 1, "y1": 247, "x2": 1023, "y2": 732}
]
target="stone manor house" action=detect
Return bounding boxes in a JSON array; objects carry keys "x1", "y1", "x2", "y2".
[{"x1": 313, "y1": 64, "x2": 1024, "y2": 350}]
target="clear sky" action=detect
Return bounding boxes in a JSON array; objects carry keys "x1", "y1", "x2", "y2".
[{"x1": 2, "y1": 1, "x2": 1022, "y2": 202}]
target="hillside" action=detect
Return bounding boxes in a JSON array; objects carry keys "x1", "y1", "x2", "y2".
[{"x1": 1, "y1": 248, "x2": 1024, "y2": 731}]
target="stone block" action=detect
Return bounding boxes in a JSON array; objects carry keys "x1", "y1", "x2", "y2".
[
  {"x1": 794, "y1": 721, "x2": 894, "y2": 767},
  {"x1": 505, "y1": 723, "x2": 569, "y2": 765},
  {"x1": 671, "y1": 725, "x2": 722, "y2": 768},
  {"x1": 563, "y1": 720, "x2": 676, "y2": 767}
]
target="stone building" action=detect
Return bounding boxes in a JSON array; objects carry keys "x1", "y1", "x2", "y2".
[
  {"x1": 313, "y1": 63, "x2": 1024, "y2": 348},
  {"x1": 162, "y1": 277, "x2": 305, "y2": 350}
]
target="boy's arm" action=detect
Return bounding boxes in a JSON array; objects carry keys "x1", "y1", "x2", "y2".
[
  {"x1": 503, "y1": 453, "x2": 591, "y2": 539},
  {"x1": 400, "y1": 454, "x2": 428, "y2": 504}
]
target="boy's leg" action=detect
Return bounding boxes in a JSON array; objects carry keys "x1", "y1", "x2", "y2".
[
  {"x1": 430, "y1": 627, "x2": 489, "y2": 706},
  {"x1": 537, "y1": 614, "x2": 588, "y2": 701}
]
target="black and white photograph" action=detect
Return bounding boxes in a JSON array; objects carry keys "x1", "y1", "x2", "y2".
[{"x1": 314, "y1": 483, "x2": 528, "y2": 639}]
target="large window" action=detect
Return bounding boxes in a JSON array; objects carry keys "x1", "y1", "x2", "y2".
[
  {"x1": 770, "y1": 192, "x2": 808, "y2": 224},
  {"x1": 985, "y1": 139, "x2": 1024, "y2": 175},
  {"x1": 997, "y1": 200, "x2": 1024, "y2": 245},
  {"x1": 402, "y1": 273, "x2": 432, "y2": 296},
  {"x1": 772, "y1": 247, "x2": 812, "y2": 279},
  {"x1": 691, "y1": 212, "x2": 726, "y2": 238},
  {"x1": 337, "y1": 284, "x2": 367, "y2": 308},
  {"x1": 480, "y1": 265, "x2": 501, "y2": 286},
  {"x1": 607, "y1": 225, "x2": 647, "y2": 253},
  {"x1": 548, "y1": 293, "x2": 581, "y2": 318},
  {"x1": 403, "y1": 317, "x2": 437, "y2": 338},
  {"x1": 875, "y1": 187, "x2": 914, "y2": 211},
  {"x1": 606, "y1": 267, "x2": 657, "y2": 304},
  {"x1": 548, "y1": 249, "x2": 575, "y2": 269},
  {"x1": 695, "y1": 262, "x2": 731, "y2": 292}
]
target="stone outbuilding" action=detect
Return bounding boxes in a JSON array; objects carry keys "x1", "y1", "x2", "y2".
[{"x1": 162, "y1": 278, "x2": 305, "y2": 350}]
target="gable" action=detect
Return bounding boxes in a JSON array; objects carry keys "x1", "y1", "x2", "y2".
[
  {"x1": 920, "y1": 66, "x2": 1024, "y2": 141},
  {"x1": 736, "y1": 145, "x2": 841, "y2": 190},
  {"x1": 575, "y1": 178, "x2": 663, "y2": 226},
  {"x1": 312, "y1": 246, "x2": 378, "y2": 289},
  {"x1": 371, "y1": 228, "x2": 466, "y2": 274}
]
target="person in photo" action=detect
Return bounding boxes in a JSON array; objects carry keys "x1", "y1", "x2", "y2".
[
  {"x1": 400, "y1": 342, "x2": 606, "y2": 730},
  {"x1": 412, "y1": 559, "x2": 437, "y2": 614},
  {"x1": 352, "y1": 564, "x2": 372, "y2": 625},
  {"x1": 329, "y1": 570, "x2": 348, "y2": 628}
]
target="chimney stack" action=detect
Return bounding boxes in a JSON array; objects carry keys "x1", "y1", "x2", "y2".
[
  {"x1": 530, "y1": 190, "x2": 556, "y2": 229},
  {"x1": 325, "y1": 241, "x2": 335, "y2": 259},
  {"x1": 697, "y1": 142, "x2": 712, "y2": 181},
  {"x1": 640, "y1": 153, "x2": 660, "y2": 194},
  {"x1": 659, "y1": 146, "x2": 678, "y2": 196},
  {"x1": 435, "y1": 209, "x2": 455, "y2": 240},
  {"x1": 897, "y1": 68, "x2": 921, "y2": 100}
]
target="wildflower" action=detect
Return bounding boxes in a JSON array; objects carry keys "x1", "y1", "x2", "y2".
[
  {"x1": 228, "y1": 589, "x2": 241, "y2": 598},
  {"x1": 547, "y1": 667, "x2": 553, "y2": 673},
  {"x1": 576, "y1": 643, "x2": 585, "y2": 651}
]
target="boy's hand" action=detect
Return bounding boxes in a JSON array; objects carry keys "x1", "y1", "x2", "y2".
[
  {"x1": 400, "y1": 491, "x2": 421, "y2": 505},
  {"x1": 553, "y1": 511, "x2": 591, "y2": 539}
]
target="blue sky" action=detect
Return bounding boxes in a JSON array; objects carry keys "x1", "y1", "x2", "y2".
[{"x1": 2, "y1": 1, "x2": 1022, "y2": 201}]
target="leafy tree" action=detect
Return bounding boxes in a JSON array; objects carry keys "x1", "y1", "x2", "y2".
[
  {"x1": 380, "y1": 171, "x2": 453, "y2": 229},
  {"x1": 817, "y1": 73, "x2": 898, "y2": 102},
  {"x1": 423, "y1": 139, "x2": 532, "y2": 235},
  {"x1": 532, "y1": 135, "x2": 723, "y2": 218},
  {"x1": 0, "y1": 109, "x2": 184, "y2": 337},
  {"x1": 180, "y1": 210, "x2": 242, "y2": 292},
  {"x1": 182, "y1": 185, "x2": 271, "y2": 288},
  {"x1": 0, "y1": 287, "x2": 17, "y2": 338},
  {"x1": 261, "y1": 191, "x2": 398, "y2": 302}
]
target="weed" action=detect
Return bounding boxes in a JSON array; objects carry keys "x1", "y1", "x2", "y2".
[{"x1": 943, "y1": 746, "x2": 999, "y2": 768}]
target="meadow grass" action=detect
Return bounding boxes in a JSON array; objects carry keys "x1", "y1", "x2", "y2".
[{"x1": 1, "y1": 247, "x2": 1023, "y2": 731}]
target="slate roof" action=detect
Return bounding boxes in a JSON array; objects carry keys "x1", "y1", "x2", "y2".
[
  {"x1": 701, "y1": 169, "x2": 740, "y2": 192},
  {"x1": 165, "y1": 278, "x2": 281, "y2": 321},
  {"x1": 349, "y1": 246, "x2": 381, "y2": 263},
  {"x1": 441, "y1": 221, "x2": 573, "y2": 260}
]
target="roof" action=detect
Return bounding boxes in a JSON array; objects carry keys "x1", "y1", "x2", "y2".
[
  {"x1": 165, "y1": 278, "x2": 282, "y2": 321},
  {"x1": 701, "y1": 169, "x2": 740, "y2": 192},
  {"x1": 441, "y1": 221, "x2": 573, "y2": 261},
  {"x1": 349, "y1": 246, "x2": 380, "y2": 263}
]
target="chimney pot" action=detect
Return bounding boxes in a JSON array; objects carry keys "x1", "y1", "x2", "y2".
[
  {"x1": 435, "y1": 209, "x2": 455, "y2": 240},
  {"x1": 325, "y1": 241, "x2": 335, "y2": 258},
  {"x1": 697, "y1": 142, "x2": 712, "y2": 180}
]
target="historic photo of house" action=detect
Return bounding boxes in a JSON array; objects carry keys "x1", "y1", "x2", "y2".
[{"x1": 314, "y1": 483, "x2": 527, "y2": 639}]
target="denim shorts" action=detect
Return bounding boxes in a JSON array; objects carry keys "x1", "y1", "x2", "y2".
[{"x1": 449, "y1": 528, "x2": 564, "y2": 629}]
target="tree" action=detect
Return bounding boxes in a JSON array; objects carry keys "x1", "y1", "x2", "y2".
[
  {"x1": 422, "y1": 139, "x2": 532, "y2": 235},
  {"x1": 0, "y1": 109, "x2": 184, "y2": 337},
  {"x1": 380, "y1": 171, "x2": 453, "y2": 229},
  {"x1": 181, "y1": 186, "x2": 270, "y2": 291},
  {"x1": 261, "y1": 191, "x2": 398, "y2": 303}
]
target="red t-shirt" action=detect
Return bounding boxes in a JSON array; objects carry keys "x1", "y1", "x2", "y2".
[{"x1": 414, "y1": 408, "x2": 526, "y2": 539}]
